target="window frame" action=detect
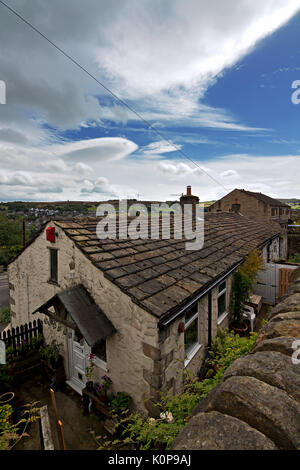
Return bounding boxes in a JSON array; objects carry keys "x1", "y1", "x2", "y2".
[
  {"x1": 49, "y1": 248, "x2": 58, "y2": 284},
  {"x1": 184, "y1": 302, "x2": 201, "y2": 366},
  {"x1": 217, "y1": 279, "x2": 228, "y2": 324},
  {"x1": 92, "y1": 340, "x2": 107, "y2": 371}
]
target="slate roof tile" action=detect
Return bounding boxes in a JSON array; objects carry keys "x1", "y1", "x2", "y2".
[{"x1": 55, "y1": 213, "x2": 280, "y2": 319}]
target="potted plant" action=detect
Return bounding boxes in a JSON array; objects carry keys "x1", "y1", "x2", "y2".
[
  {"x1": 40, "y1": 340, "x2": 62, "y2": 369},
  {"x1": 230, "y1": 270, "x2": 252, "y2": 335},
  {"x1": 230, "y1": 249, "x2": 263, "y2": 336},
  {"x1": 95, "y1": 375, "x2": 112, "y2": 403},
  {"x1": 40, "y1": 340, "x2": 65, "y2": 390},
  {"x1": 85, "y1": 353, "x2": 95, "y2": 392},
  {"x1": 111, "y1": 392, "x2": 131, "y2": 415}
]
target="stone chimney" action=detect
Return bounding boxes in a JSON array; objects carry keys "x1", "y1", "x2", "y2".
[
  {"x1": 180, "y1": 186, "x2": 200, "y2": 220},
  {"x1": 231, "y1": 198, "x2": 241, "y2": 214}
]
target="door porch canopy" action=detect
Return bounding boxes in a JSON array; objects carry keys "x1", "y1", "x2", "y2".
[{"x1": 33, "y1": 284, "x2": 116, "y2": 347}]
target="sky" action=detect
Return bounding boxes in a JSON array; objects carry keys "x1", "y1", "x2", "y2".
[{"x1": 1, "y1": 0, "x2": 300, "y2": 202}]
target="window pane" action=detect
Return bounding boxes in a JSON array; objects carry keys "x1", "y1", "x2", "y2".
[
  {"x1": 184, "y1": 317, "x2": 198, "y2": 355},
  {"x1": 92, "y1": 340, "x2": 106, "y2": 363},
  {"x1": 50, "y1": 249, "x2": 58, "y2": 282},
  {"x1": 218, "y1": 292, "x2": 226, "y2": 317},
  {"x1": 185, "y1": 303, "x2": 198, "y2": 323},
  {"x1": 218, "y1": 281, "x2": 226, "y2": 294}
]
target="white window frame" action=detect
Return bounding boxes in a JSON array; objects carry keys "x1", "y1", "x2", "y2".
[
  {"x1": 217, "y1": 280, "x2": 228, "y2": 325},
  {"x1": 85, "y1": 340, "x2": 108, "y2": 373},
  {"x1": 93, "y1": 355, "x2": 108, "y2": 373},
  {"x1": 184, "y1": 303, "x2": 202, "y2": 367}
]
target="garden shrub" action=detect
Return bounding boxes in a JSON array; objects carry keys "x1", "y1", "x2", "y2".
[
  {"x1": 0, "y1": 402, "x2": 39, "y2": 450},
  {"x1": 109, "y1": 329, "x2": 257, "y2": 450},
  {"x1": 0, "y1": 307, "x2": 10, "y2": 324}
]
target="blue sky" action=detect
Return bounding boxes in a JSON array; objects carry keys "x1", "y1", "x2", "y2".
[{"x1": 0, "y1": 0, "x2": 300, "y2": 202}]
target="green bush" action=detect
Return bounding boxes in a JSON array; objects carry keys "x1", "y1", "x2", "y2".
[
  {"x1": 231, "y1": 271, "x2": 253, "y2": 328},
  {"x1": 0, "y1": 365, "x2": 12, "y2": 395},
  {"x1": 207, "y1": 328, "x2": 257, "y2": 372},
  {"x1": 0, "y1": 307, "x2": 10, "y2": 324},
  {"x1": 0, "y1": 402, "x2": 40, "y2": 450},
  {"x1": 111, "y1": 392, "x2": 132, "y2": 413},
  {"x1": 115, "y1": 328, "x2": 258, "y2": 450},
  {"x1": 288, "y1": 253, "x2": 300, "y2": 264}
]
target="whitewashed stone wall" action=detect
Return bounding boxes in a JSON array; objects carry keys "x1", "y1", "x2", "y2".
[
  {"x1": 262, "y1": 237, "x2": 280, "y2": 263},
  {"x1": 8, "y1": 221, "x2": 159, "y2": 413}
]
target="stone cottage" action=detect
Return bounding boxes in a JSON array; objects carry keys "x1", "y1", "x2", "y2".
[
  {"x1": 208, "y1": 188, "x2": 291, "y2": 224},
  {"x1": 8, "y1": 212, "x2": 281, "y2": 414},
  {"x1": 208, "y1": 188, "x2": 290, "y2": 260}
]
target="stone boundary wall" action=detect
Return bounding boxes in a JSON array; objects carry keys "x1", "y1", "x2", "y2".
[{"x1": 172, "y1": 268, "x2": 300, "y2": 450}]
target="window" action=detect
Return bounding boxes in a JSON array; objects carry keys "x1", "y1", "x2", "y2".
[
  {"x1": 217, "y1": 281, "x2": 227, "y2": 318},
  {"x1": 92, "y1": 340, "x2": 106, "y2": 363},
  {"x1": 92, "y1": 340, "x2": 107, "y2": 369},
  {"x1": 184, "y1": 303, "x2": 199, "y2": 358},
  {"x1": 49, "y1": 248, "x2": 58, "y2": 283}
]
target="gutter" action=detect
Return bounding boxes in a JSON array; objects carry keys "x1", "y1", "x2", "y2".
[{"x1": 159, "y1": 259, "x2": 244, "y2": 328}]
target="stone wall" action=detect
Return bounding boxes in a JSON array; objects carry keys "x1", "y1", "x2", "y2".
[
  {"x1": 8, "y1": 221, "x2": 160, "y2": 413},
  {"x1": 172, "y1": 267, "x2": 300, "y2": 450},
  {"x1": 208, "y1": 189, "x2": 270, "y2": 221}
]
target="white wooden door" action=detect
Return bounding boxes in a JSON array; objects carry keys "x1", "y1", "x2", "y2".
[{"x1": 66, "y1": 329, "x2": 91, "y2": 395}]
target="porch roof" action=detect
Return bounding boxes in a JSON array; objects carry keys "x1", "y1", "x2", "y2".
[{"x1": 33, "y1": 284, "x2": 116, "y2": 347}]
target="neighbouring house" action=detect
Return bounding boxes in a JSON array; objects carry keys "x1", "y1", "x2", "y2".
[
  {"x1": 8, "y1": 208, "x2": 281, "y2": 414},
  {"x1": 208, "y1": 188, "x2": 290, "y2": 260},
  {"x1": 208, "y1": 188, "x2": 291, "y2": 223}
]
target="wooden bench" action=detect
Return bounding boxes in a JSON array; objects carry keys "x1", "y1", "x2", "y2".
[{"x1": 82, "y1": 387, "x2": 111, "y2": 417}]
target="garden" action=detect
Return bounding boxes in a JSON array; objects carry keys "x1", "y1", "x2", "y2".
[
  {"x1": 0, "y1": 330, "x2": 68, "y2": 450},
  {"x1": 96, "y1": 328, "x2": 258, "y2": 450}
]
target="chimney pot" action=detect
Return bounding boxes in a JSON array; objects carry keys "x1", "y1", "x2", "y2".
[{"x1": 187, "y1": 185, "x2": 191, "y2": 196}]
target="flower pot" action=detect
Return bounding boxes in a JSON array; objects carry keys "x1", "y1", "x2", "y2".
[
  {"x1": 99, "y1": 394, "x2": 106, "y2": 403},
  {"x1": 230, "y1": 321, "x2": 249, "y2": 337},
  {"x1": 86, "y1": 381, "x2": 94, "y2": 392},
  {"x1": 50, "y1": 354, "x2": 63, "y2": 369},
  {"x1": 0, "y1": 391, "x2": 15, "y2": 406}
]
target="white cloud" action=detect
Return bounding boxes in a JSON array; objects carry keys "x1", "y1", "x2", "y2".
[
  {"x1": 0, "y1": 0, "x2": 298, "y2": 139},
  {"x1": 142, "y1": 140, "x2": 181, "y2": 155},
  {"x1": 157, "y1": 161, "x2": 203, "y2": 178},
  {"x1": 0, "y1": 1, "x2": 300, "y2": 201},
  {"x1": 53, "y1": 137, "x2": 138, "y2": 162},
  {"x1": 220, "y1": 169, "x2": 240, "y2": 179}
]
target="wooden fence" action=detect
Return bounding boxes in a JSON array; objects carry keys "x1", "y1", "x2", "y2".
[{"x1": 0, "y1": 319, "x2": 43, "y2": 354}]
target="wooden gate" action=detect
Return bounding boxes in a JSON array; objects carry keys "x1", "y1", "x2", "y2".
[
  {"x1": 278, "y1": 268, "x2": 294, "y2": 298},
  {"x1": 253, "y1": 263, "x2": 298, "y2": 305}
]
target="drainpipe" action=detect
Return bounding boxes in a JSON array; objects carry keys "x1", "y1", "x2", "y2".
[{"x1": 208, "y1": 290, "x2": 212, "y2": 348}]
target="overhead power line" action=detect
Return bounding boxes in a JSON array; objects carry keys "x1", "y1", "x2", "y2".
[{"x1": 0, "y1": 0, "x2": 227, "y2": 191}]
